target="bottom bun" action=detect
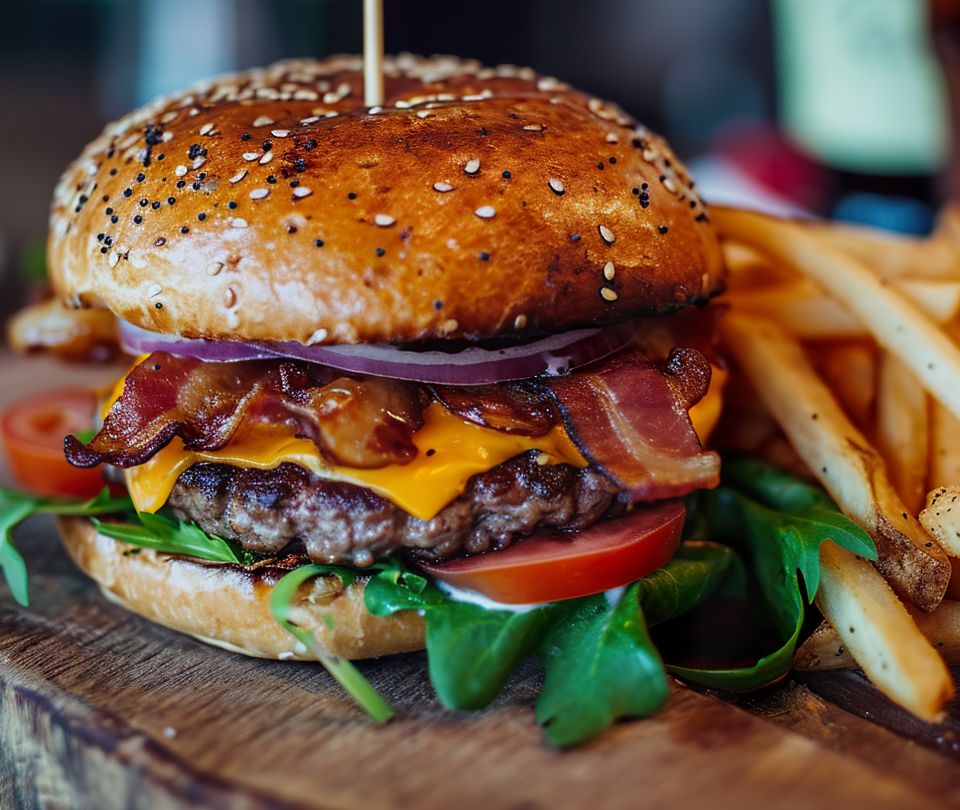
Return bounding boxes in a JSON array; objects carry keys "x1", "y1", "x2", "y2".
[{"x1": 57, "y1": 516, "x2": 425, "y2": 661}]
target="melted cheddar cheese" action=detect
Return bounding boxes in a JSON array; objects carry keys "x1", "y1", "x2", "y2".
[{"x1": 123, "y1": 401, "x2": 586, "y2": 520}]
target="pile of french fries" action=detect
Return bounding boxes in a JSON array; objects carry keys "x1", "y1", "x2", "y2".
[{"x1": 713, "y1": 205, "x2": 960, "y2": 721}]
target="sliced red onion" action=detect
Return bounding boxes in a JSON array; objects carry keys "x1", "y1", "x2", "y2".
[
  {"x1": 119, "y1": 321, "x2": 276, "y2": 362},
  {"x1": 119, "y1": 319, "x2": 637, "y2": 385}
]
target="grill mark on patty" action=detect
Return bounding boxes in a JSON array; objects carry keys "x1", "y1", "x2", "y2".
[{"x1": 167, "y1": 452, "x2": 622, "y2": 567}]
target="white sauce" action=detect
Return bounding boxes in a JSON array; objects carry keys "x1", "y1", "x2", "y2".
[{"x1": 436, "y1": 580, "x2": 630, "y2": 613}]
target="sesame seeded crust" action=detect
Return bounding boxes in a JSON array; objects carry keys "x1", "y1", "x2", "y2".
[{"x1": 49, "y1": 54, "x2": 724, "y2": 344}]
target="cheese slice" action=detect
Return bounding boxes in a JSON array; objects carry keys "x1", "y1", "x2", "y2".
[
  {"x1": 125, "y1": 402, "x2": 587, "y2": 520},
  {"x1": 689, "y1": 364, "x2": 727, "y2": 445}
]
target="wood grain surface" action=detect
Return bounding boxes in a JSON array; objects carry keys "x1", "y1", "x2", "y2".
[{"x1": 0, "y1": 354, "x2": 957, "y2": 809}]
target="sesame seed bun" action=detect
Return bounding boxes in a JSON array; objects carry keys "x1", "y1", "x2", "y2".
[
  {"x1": 57, "y1": 516, "x2": 425, "y2": 660},
  {"x1": 49, "y1": 55, "x2": 723, "y2": 345}
]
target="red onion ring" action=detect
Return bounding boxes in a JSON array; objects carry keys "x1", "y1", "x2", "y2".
[{"x1": 118, "y1": 319, "x2": 637, "y2": 385}]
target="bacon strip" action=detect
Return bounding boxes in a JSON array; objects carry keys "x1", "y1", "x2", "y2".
[
  {"x1": 430, "y1": 383, "x2": 559, "y2": 436},
  {"x1": 65, "y1": 353, "x2": 425, "y2": 469},
  {"x1": 543, "y1": 348, "x2": 720, "y2": 501},
  {"x1": 65, "y1": 347, "x2": 719, "y2": 504}
]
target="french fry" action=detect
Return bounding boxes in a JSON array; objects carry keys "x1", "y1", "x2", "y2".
[
  {"x1": 812, "y1": 542, "x2": 953, "y2": 721},
  {"x1": 796, "y1": 601, "x2": 960, "y2": 674},
  {"x1": 876, "y1": 353, "x2": 929, "y2": 515},
  {"x1": 930, "y1": 401, "x2": 960, "y2": 490},
  {"x1": 719, "y1": 312, "x2": 950, "y2": 610},
  {"x1": 813, "y1": 340, "x2": 876, "y2": 434},
  {"x1": 714, "y1": 207, "x2": 960, "y2": 422},
  {"x1": 724, "y1": 275, "x2": 960, "y2": 337},
  {"x1": 921, "y1": 487, "x2": 960, "y2": 556},
  {"x1": 802, "y1": 219, "x2": 960, "y2": 279}
]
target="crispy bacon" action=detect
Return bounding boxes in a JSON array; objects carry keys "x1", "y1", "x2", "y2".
[
  {"x1": 430, "y1": 383, "x2": 559, "y2": 436},
  {"x1": 65, "y1": 345, "x2": 719, "y2": 505},
  {"x1": 543, "y1": 348, "x2": 720, "y2": 501},
  {"x1": 65, "y1": 353, "x2": 424, "y2": 469}
]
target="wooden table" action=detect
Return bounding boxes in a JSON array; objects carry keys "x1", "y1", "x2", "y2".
[{"x1": 0, "y1": 353, "x2": 957, "y2": 809}]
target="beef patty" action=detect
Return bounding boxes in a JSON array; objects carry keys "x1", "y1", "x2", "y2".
[{"x1": 167, "y1": 452, "x2": 622, "y2": 566}]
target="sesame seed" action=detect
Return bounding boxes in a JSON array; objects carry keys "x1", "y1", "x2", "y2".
[
  {"x1": 300, "y1": 116, "x2": 320, "y2": 125},
  {"x1": 603, "y1": 261, "x2": 615, "y2": 281},
  {"x1": 442, "y1": 318, "x2": 459, "y2": 333},
  {"x1": 475, "y1": 205, "x2": 496, "y2": 219},
  {"x1": 464, "y1": 159, "x2": 480, "y2": 175},
  {"x1": 229, "y1": 170, "x2": 247, "y2": 184},
  {"x1": 228, "y1": 201, "x2": 237, "y2": 209},
  {"x1": 605, "y1": 132, "x2": 619, "y2": 143},
  {"x1": 600, "y1": 287, "x2": 618, "y2": 302},
  {"x1": 136, "y1": 172, "x2": 145, "y2": 182},
  {"x1": 433, "y1": 182, "x2": 454, "y2": 192},
  {"x1": 416, "y1": 110, "x2": 431, "y2": 118},
  {"x1": 175, "y1": 165, "x2": 188, "y2": 177},
  {"x1": 231, "y1": 217, "x2": 248, "y2": 228},
  {"x1": 548, "y1": 178, "x2": 565, "y2": 195},
  {"x1": 502, "y1": 170, "x2": 512, "y2": 179},
  {"x1": 314, "y1": 239, "x2": 325, "y2": 247},
  {"x1": 242, "y1": 152, "x2": 260, "y2": 162},
  {"x1": 375, "y1": 213, "x2": 396, "y2": 227},
  {"x1": 108, "y1": 252, "x2": 119, "y2": 268},
  {"x1": 206, "y1": 261, "x2": 223, "y2": 276},
  {"x1": 224, "y1": 287, "x2": 237, "y2": 307},
  {"x1": 368, "y1": 106, "x2": 383, "y2": 114},
  {"x1": 662, "y1": 177, "x2": 678, "y2": 193},
  {"x1": 523, "y1": 124, "x2": 544, "y2": 131},
  {"x1": 598, "y1": 224, "x2": 615, "y2": 245},
  {"x1": 270, "y1": 129, "x2": 291, "y2": 137},
  {"x1": 536, "y1": 452, "x2": 550, "y2": 466},
  {"x1": 147, "y1": 283, "x2": 163, "y2": 297},
  {"x1": 347, "y1": 192, "x2": 357, "y2": 200},
  {"x1": 658, "y1": 225, "x2": 669, "y2": 234},
  {"x1": 192, "y1": 157, "x2": 206, "y2": 170},
  {"x1": 259, "y1": 151, "x2": 274, "y2": 165},
  {"x1": 514, "y1": 314, "x2": 528, "y2": 329},
  {"x1": 180, "y1": 226, "x2": 189, "y2": 234},
  {"x1": 197, "y1": 212, "x2": 207, "y2": 221},
  {"x1": 375, "y1": 247, "x2": 386, "y2": 257},
  {"x1": 252, "y1": 115, "x2": 274, "y2": 127},
  {"x1": 152, "y1": 201, "x2": 161, "y2": 210},
  {"x1": 249, "y1": 188, "x2": 270, "y2": 200},
  {"x1": 199, "y1": 123, "x2": 214, "y2": 136}
]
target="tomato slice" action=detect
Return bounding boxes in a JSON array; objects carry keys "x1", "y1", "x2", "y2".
[
  {"x1": 418, "y1": 500, "x2": 685, "y2": 604},
  {"x1": 1, "y1": 388, "x2": 104, "y2": 499}
]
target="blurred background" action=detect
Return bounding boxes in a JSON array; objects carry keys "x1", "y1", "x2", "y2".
[{"x1": 2, "y1": 0, "x2": 960, "y2": 314}]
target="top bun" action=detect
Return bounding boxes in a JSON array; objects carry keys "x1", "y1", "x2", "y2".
[{"x1": 49, "y1": 55, "x2": 723, "y2": 345}]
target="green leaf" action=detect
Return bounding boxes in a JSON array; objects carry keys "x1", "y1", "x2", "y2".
[
  {"x1": 535, "y1": 542, "x2": 735, "y2": 747},
  {"x1": 365, "y1": 564, "x2": 554, "y2": 709},
  {"x1": 93, "y1": 511, "x2": 247, "y2": 564},
  {"x1": 669, "y1": 458, "x2": 877, "y2": 690},
  {"x1": 0, "y1": 487, "x2": 136, "y2": 606},
  {"x1": 426, "y1": 604, "x2": 553, "y2": 710},
  {"x1": 536, "y1": 587, "x2": 667, "y2": 748},
  {"x1": 269, "y1": 565, "x2": 393, "y2": 723}
]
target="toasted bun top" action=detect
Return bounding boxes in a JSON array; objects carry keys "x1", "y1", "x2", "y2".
[{"x1": 49, "y1": 55, "x2": 723, "y2": 345}]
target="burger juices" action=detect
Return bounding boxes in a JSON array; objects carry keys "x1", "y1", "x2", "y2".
[{"x1": 4, "y1": 55, "x2": 875, "y2": 747}]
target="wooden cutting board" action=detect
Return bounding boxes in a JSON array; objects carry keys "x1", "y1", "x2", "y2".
[{"x1": 0, "y1": 354, "x2": 959, "y2": 809}]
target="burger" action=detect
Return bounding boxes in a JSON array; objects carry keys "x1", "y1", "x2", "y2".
[{"x1": 18, "y1": 54, "x2": 728, "y2": 745}]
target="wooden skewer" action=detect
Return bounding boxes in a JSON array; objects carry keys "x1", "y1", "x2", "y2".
[{"x1": 363, "y1": 0, "x2": 385, "y2": 107}]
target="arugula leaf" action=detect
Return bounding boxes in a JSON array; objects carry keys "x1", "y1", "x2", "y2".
[
  {"x1": 92, "y1": 511, "x2": 252, "y2": 564},
  {"x1": 269, "y1": 565, "x2": 393, "y2": 723},
  {"x1": 536, "y1": 587, "x2": 666, "y2": 747},
  {"x1": 0, "y1": 487, "x2": 136, "y2": 606},
  {"x1": 669, "y1": 457, "x2": 877, "y2": 690},
  {"x1": 365, "y1": 564, "x2": 554, "y2": 709},
  {"x1": 535, "y1": 542, "x2": 735, "y2": 747}
]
